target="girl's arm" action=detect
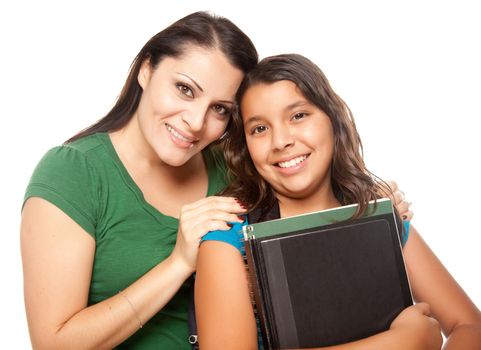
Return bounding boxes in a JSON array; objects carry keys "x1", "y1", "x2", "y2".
[
  {"x1": 403, "y1": 225, "x2": 481, "y2": 349},
  {"x1": 195, "y1": 241, "x2": 258, "y2": 350},
  {"x1": 195, "y1": 241, "x2": 442, "y2": 350},
  {"x1": 21, "y1": 196, "x2": 244, "y2": 350}
]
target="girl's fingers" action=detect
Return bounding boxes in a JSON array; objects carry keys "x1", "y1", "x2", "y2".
[{"x1": 410, "y1": 302, "x2": 432, "y2": 316}]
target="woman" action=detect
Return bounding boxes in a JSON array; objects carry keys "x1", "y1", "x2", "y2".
[
  {"x1": 20, "y1": 12, "x2": 256, "y2": 349},
  {"x1": 195, "y1": 54, "x2": 481, "y2": 349}
]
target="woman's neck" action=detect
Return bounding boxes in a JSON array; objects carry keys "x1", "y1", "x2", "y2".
[{"x1": 109, "y1": 115, "x2": 204, "y2": 183}]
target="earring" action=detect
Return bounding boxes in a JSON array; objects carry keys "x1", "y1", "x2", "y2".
[{"x1": 219, "y1": 132, "x2": 228, "y2": 141}]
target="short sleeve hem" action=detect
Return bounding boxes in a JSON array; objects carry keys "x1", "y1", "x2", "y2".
[
  {"x1": 201, "y1": 221, "x2": 246, "y2": 254},
  {"x1": 24, "y1": 183, "x2": 96, "y2": 237}
]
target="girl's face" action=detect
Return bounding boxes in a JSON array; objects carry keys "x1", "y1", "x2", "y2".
[
  {"x1": 136, "y1": 46, "x2": 244, "y2": 166},
  {"x1": 242, "y1": 80, "x2": 335, "y2": 201}
]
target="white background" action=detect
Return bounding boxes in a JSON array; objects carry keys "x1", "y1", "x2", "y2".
[{"x1": 1, "y1": 0, "x2": 479, "y2": 347}]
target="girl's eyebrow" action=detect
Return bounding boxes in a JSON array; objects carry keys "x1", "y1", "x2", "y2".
[
  {"x1": 176, "y1": 72, "x2": 204, "y2": 92},
  {"x1": 285, "y1": 100, "x2": 308, "y2": 111},
  {"x1": 244, "y1": 100, "x2": 309, "y2": 125},
  {"x1": 244, "y1": 115, "x2": 262, "y2": 126}
]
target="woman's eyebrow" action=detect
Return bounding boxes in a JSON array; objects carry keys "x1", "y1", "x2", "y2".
[
  {"x1": 218, "y1": 100, "x2": 234, "y2": 105},
  {"x1": 176, "y1": 72, "x2": 204, "y2": 92},
  {"x1": 176, "y1": 73, "x2": 234, "y2": 104}
]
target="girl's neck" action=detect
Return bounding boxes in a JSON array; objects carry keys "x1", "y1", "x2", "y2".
[{"x1": 277, "y1": 186, "x2": 341, "y2": 218}]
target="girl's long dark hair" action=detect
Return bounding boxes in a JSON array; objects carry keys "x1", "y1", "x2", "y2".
[
  {"x1": 222, "y1": 54, "x2": 396, "y2": 220},
  {"x1": 67, "y1": 11, "x2": 258, "y2": 143}
]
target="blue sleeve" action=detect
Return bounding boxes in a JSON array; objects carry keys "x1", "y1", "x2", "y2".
[
  {"x1": 201, "y1": 221, "x2": 247, "y2": 254},
  {"x1": 401, "y1": 220, "x2": 410, "y2": 247}
]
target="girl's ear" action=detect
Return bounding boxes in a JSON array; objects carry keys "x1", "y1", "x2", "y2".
[{"x1": 138, "y1": 59, "x2": 152, "y2": 89}]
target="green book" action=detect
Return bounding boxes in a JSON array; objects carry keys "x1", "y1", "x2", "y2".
[{"x1": 243, "y1": 198, "x2": 413, "y2": 349}]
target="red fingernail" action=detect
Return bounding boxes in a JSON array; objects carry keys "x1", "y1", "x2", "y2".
[{"x1": 235, "y1": 199, "x2": 248, "y2": 209}]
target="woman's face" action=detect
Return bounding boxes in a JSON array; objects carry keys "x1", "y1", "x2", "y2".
[
  {"x1": 242, "y1": 80, "x2": 335, "y2": 201},
  {"x1": 136, "y1": 46, "x2": 244, "y2": 166}
]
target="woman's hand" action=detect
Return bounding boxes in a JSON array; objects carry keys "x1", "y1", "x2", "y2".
[
  {"x1": 390, "y1": 303, "x2": 443, "y2": 349},
  {"x1": 170, "y1": 196, "x2": 246, "y2": 272},
  {"x1": 385, "y1": 180, "x2": 413, "y2": 221}
]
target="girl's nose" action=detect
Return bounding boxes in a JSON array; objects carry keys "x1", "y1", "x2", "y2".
[{"x1": 271, "y1": 125, "x2": 295, "y2": 150}]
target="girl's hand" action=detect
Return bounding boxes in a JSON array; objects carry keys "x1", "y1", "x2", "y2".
[
  {"x1": 170, "y1": 196, "x2": 246, "y2": 272},
  {"x1": 385, "y1": 180, "x2": 413, "y2": 221},
  {"x1": 390, "y1": 303, "x2": 443, "y2": 349}
]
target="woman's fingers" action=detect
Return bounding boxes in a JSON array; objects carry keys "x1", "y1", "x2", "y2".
[
  {"x1": 183, "y1": 196, "x2": 244, "y2": 212},
  {"x1": 172, "y1": 196, "x2": 248, "y2": 270},
  {"x1": 383, "y1": 180, "x2": 414, "y2": 221},
  {"x1": 182, "y1": 196, "x2": 246, "y2": 221}
]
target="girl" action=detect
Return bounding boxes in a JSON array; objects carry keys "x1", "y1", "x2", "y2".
[{"x1": 195, "y1": 54, "x2": 481, "y2": 349}]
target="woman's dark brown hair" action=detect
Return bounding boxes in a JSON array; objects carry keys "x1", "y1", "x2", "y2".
[
  {"x1": 67, "y1": 11, "x2": 258, "y2": 143},
  {"x1": 222, "y1": 54, "x2": 395, "y2": 220}
]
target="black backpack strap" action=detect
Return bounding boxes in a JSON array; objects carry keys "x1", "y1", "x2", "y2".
[
  {"x1": 248, "y1": 200, "x2": 280, "y2": 224},
  {"x1": 187, "y1": 275, "x2": 199, "y2": 349}
]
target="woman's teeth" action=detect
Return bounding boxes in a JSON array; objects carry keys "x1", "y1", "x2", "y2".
[
  {"x1": 166, "y1": 124, "x2": 192, "y2": 142},
  {"x1": 277, "y1": 155, "x2": 308, "y2": 168}
]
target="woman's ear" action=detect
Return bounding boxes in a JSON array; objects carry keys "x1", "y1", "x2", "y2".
[{"x1": 138, "y1": 59, "x2": 152, "y2": 89}]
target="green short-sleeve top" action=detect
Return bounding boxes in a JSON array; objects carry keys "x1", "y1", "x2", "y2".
[{"x1": 23, "y1": 132, "x2": 228, "y2": 349}]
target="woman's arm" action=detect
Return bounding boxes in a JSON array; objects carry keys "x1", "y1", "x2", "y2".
[
  {"x1": 21, "y1": 198, "x2": 193, "y2": 349},
  {"x1": 403, "y1": 225, "x2": 481, "y2": 349},
  {"x1": 21, "y1": 196, "x2": 245, "y2": 349}
]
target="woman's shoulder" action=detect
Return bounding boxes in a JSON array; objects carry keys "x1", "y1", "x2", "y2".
[
  {"x1": 24, "y1": 134, "x2": 108, "y2": 236},
  {"x1": 27, "y1": 133, "x2": 111, "y2": 197},
  {"x1": 37, "y1": 133, "x2": 108, "y2": 170}
]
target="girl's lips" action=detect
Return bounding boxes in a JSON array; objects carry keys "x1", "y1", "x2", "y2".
[
  {"x1": 275, "y1": 154, "x2": 309, "y2": 168},
  {"x1": 274, "y1": 154, "x2": 310, "y2": 175}
]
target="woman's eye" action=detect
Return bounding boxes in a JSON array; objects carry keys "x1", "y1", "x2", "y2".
[
  {"x1": 292, "y1": 112, "x2": 306, "y2": 121},
  {"x1": 213, "y1": 104, "x2": 229, "y2": 116},
  {"x1": 176, "y1": 83, "x2": 194, "y2": 98},
  {"x1": 252, "y1": 125, "x2": 267, "y2": 134}
]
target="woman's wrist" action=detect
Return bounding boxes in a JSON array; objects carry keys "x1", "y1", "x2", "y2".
[{"x1": 165, "y1": 251, "x2": 195, "y2": 277}]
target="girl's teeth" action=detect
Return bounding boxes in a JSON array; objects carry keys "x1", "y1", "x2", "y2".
[{"x1": 278, "y1": 155, "x2": 307, "y2": 168}]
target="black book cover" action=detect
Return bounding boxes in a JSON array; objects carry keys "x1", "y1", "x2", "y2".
[{"x1": 243, "y1": 199, "x2": 413, "y2": 349}]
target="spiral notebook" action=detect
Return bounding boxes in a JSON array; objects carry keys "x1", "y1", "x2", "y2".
[{"x1": 243, "y1": 198, "x2": 413, "y2": 349}]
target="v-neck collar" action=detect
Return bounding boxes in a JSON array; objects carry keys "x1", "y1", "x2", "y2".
[{"x1": 97, "y1": 132, "x2": 217, "y2": 228}]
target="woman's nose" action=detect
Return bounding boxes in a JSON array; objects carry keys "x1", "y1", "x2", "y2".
[{"x1": 181, "y1": 104, "x2": 209, "y2": 133}]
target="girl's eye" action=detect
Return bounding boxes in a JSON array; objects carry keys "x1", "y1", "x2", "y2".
[
  {"x1": 176, "y1": 83, "x2": 194, "y2": 98},
  {"x1": 292, "y1": 112, "x2": 306, "y2": 121},
  {"x1": 251, "y1": 125, "x2": 267, "y2": 135},
  {"x1": 212, "y1": 104, "x2": 230, "y2": 116}
]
